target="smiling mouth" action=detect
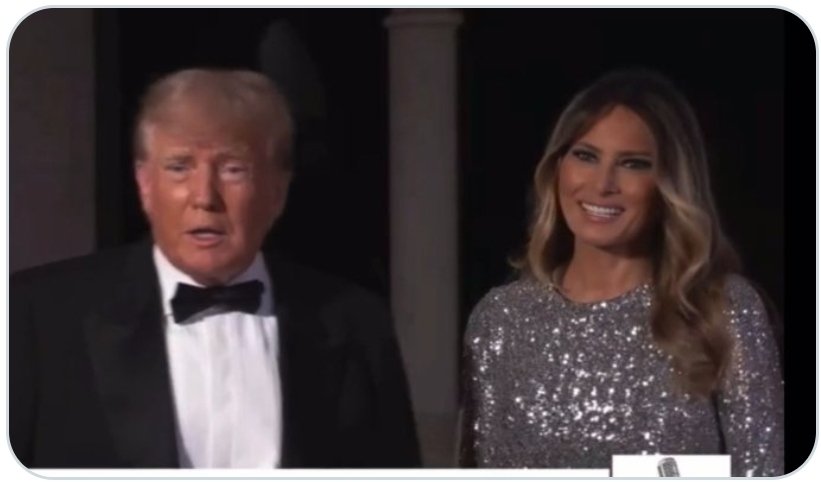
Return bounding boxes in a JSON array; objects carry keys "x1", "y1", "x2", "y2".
[{"x1": 580, "y1": 202, "x2": 624, "y2": 220}]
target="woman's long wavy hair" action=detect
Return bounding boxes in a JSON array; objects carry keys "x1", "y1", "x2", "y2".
[{"x1": 522, "y1": 69, "x2": 740, "y2": 397}]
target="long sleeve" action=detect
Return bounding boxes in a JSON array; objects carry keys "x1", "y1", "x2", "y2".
[
  {"x1": 354, "y1": 294, "x2": 421, "y2": 467},
  {"x1": 9, "y1": 272, "x2": 37, "y2": 467},
  {"x1": 715, "y1": 275, "x2": 784, "y2": 476},
  {"x1": 459, "y1": 338, "x2": 479, "y2": 467},
  {"x1": 459, "y1": 288, "x2": 506, "y2": 467},
  {"x1": 369, "y1": 328, "x2": 422, "y2": 466}
]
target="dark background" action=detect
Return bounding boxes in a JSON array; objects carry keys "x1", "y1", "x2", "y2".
[{"x1": 89, "y1": 8, "x2": 808, "y2": 472}]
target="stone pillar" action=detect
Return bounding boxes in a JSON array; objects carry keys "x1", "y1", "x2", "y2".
[{"x1": 384, "y1": 8, "x2": 462, "y2": 467}]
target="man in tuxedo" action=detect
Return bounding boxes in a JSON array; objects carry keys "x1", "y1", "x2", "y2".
[{"x1": 10, "y1": 69, "x2": 420, "y2": 468}]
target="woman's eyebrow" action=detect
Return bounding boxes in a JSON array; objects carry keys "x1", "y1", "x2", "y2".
[
  {"x1": 572, "y1": 141, "x2": 601, "y2": 153},
  {"x1": 574, "y1": 141, "x2": 654, "y2": 158},
  {"x1": 618, "y1": 150, "x2": 655, "y2": 158}
]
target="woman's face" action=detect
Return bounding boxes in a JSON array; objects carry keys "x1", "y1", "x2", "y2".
[{"x1": 557, "y1": 105, "x2": 660, "y2": 255}]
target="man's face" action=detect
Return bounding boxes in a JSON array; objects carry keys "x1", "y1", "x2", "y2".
[{"x1": 136, "y1": 103, "x2": 289, "y2": 285}]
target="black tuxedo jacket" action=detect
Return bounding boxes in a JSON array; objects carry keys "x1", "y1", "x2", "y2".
[{"x1": 10, "y1": 241, "x2": 420, "y2": 468}]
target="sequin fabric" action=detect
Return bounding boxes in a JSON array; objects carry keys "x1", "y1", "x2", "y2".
[{"x1": 461, "y1": 275, "x2": 783, "y2": 476}]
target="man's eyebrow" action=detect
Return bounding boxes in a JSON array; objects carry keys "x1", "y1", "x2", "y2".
[
  {"x1": 213, "y1": 148, "x2": 254, "y2": 161},
  {"x1": 162, "y1": 153, "x2": 194, "y2": 162},
  {"x1": 218, "y1": 150, "x2": 249, "y2": 158}
]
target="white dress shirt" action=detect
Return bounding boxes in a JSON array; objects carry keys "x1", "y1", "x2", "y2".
[{"x1": 153, "y1": 247, "x2": 282, "y2": 468}]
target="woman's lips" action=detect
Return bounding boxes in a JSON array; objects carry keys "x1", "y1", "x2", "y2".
[{"x1": 579, "y1": 201, "x2": 624, "y2": 222}]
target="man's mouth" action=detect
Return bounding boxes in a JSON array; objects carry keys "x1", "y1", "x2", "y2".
[{"x1": 187, "y1": 227, "x2": 227, "y2": 244}]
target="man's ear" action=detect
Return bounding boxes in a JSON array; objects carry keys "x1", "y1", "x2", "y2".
[{"x1": 134, "y1": 160, "x2": 153, "y2": 215}]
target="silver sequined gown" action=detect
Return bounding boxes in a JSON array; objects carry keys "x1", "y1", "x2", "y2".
[{"x1": 461, "y1": 275, "x2": 783, "y2": 476}]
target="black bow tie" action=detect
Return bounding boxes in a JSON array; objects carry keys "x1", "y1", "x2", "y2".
[{"x1": 170, "y1": 280, "x2": 264, "y2": 324}]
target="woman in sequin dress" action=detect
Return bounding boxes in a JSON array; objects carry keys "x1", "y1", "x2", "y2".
[{"x1": 460, "y1": 69, "x2": 783, "y2": 476}]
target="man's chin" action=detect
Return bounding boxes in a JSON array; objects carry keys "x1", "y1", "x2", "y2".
[
  {"x1": 186, "y1": 270, "x2": 235, "y2": 287},
  {"x1": 177, "y1": 258, "x2": 245, "y2": 286}
]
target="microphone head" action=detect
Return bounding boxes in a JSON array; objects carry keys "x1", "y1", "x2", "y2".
[{"x1": 657, "y1": 457, "x2": 681, "y2": 477}]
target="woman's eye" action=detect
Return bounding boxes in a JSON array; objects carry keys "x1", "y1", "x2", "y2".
[
  {"x1": 621, "y1": 158, "x2": 654, "y2": 170},
  {"x1": 571, "y1": 149, "x2": 597, "y2": 163}
]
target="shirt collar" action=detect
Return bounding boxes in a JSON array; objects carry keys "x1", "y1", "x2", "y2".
[{"x1": 152, "y1": 245, "x2": 273, "y2": 319}]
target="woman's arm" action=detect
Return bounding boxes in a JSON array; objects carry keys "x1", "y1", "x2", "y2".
[{"x1": 715, "y1": 275, "x2": 784, "y2": 476}]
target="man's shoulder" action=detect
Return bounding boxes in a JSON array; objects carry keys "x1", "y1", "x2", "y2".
[
  {"x1": 266, "y1": 252, "x2": 382, "y2": 302},
  {"x1": 265, "y1": 253, "x2": 394, "y2": 337}
]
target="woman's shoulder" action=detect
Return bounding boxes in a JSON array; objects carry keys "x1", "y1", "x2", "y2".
[
  {"x1": 719, "y1": 276, "x2": 783, "y2": 397},
  {"x1": 720, "y1": 274, "x2": 781, "y2": 352},
  {"x1": 466, "y1": 277, "x2": 550, "y2": 332},
  {"x1": 473, "y1": 276, "x2": 547, "y2": 310},
  {"x1": 722, "y1": 273, "x2": 768, "y2": 317}
]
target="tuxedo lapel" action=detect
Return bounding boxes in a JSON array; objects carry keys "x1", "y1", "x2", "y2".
[
  {"x1": 266, "y1": 253, "x2": 350, "y2": 468},
  {"x1": 83, "y1": 241, "x2": 179, "y2": 467}
]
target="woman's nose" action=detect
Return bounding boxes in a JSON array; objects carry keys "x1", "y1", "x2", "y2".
[{"x1": 594, "y1": 163, "x2": 620, "y2": 195}]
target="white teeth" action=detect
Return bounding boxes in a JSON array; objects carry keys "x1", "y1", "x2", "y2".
[{"x1": 581, "y1": 202, "x2": 623, "y2": 217}]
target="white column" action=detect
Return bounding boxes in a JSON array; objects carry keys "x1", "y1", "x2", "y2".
[
  {"x1": 10, "y1": 9, "x2": 96, "y2": 272},
  {"x1": 385, "y1": 8, "x2": 462, "y2": 467}
]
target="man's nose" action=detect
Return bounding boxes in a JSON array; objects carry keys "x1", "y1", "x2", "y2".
[{"x1": 191, "y1": 166, "x2": 223, "y2": 211}]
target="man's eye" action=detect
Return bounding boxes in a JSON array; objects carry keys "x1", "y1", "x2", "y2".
[
  {"x1": 220, "y1": 163, "x2": 250, "y2": 180},
  {"x1": 164, "y1": 163, "x2": 190, "y2": 173}
]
